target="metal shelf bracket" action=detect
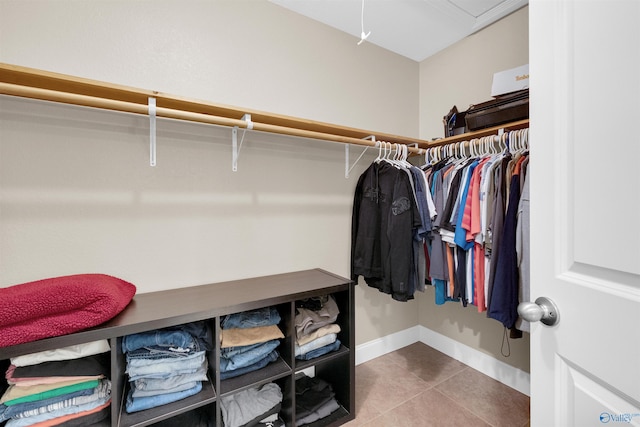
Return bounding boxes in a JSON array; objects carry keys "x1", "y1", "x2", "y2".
[
  {"x1": 149, "y1": 97, "x2": 157, "y2": 167},
  {"x1": 232, "y1": 114, "x2": 253, "y2": 172},
  {"x1": 345, "y1": 135, "x2": 377, "y2": 178}
]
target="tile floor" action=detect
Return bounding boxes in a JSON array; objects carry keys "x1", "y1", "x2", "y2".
[{"x1": 343, "y1": 342, "x2": 530, "y2": 427}]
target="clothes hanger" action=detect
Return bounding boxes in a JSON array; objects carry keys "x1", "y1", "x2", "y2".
[
  {"x1": 516, "y1": 130, "x2": 526, "y2": 154},
  {"x1": 479, "y1": 137, "x2": 488, "y2": 157},
  {"x1": 520, "y1": 128, "x2": 529, "y2": 152},
  {"x1": 394, "y1": 143, "x2": 405, "y2": 168},
  {"x1": 385, "y1": 142, "x2": 400, "y2": 168},
  {"x1": 490, "y1": 136, "x2": 498, "y2": 155},
  {"x1": 424, "y1": 147, "x2": 432, "y2": 166},
  {"x1": 471, "y1": 139, "x2": 479, "y2": 158},
  {"x1": 500, "y1": 132, "x2": 508, "y2": 153},
  {"x1": 395, "y1": 144, "x2": 410, "y2": 168},
  {"x1": 482, "y1": 138, "x2": 489, "y2": 156},
  {"x1": 515, "y1": 130, "x2": 524, "y2": 153},
  {"x1": 374, "y1": 140, "x2": 383, "y2": 163},
  {"x1": 521, "y1": 129, "x2": 527, "y2": 152},
  {"x1": 383, "y1": 142, "x2": 391, "y2": 163},
  {"x1": 401, "y1": 144, "x2": 411, "y2": 168}
]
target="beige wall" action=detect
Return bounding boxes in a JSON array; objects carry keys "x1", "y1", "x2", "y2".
[
  {"x1": 0, "y1": 0, "x2": 419, "y2": 345},
  {"x1": 418, "y1": 6, "x2": 530, "y2": 372}
]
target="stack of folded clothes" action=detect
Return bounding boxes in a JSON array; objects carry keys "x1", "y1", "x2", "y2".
[
  {"x1": 220, "y1": 382, "x2": 283, "y2": 427},
  {"x1": 294, "y1": 295, "x2": 341, "y2": 361},
  {"x1": 0, "y1": 340, "x2": 112, "y2": 426},
  {"x1": 220, "y1": 307, "x2": 284, "y2": 380},
  {"x1": 122, "y1": 321, "x2": 212, "y2": 413},
  {"x1": 282, "y1": 374, "x2": 340, "y2": 426}
]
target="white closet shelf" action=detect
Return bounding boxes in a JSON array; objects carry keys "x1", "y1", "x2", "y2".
[{"x1": 0, "y1": 63, "x2": 528, "y2": 153}]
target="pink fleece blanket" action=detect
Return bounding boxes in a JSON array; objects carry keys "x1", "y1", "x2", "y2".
[{"x1": 0, "y1": 274, "x2": 136, "y2": 348}]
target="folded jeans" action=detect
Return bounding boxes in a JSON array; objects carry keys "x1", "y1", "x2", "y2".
[
  {"x1": 220, "y1": 340, "x2": 280, "y2": 372},
  {"x1": 219, "y1": 350, "x2": 279, "y2": 380},
  {"x1": 125, "y1": 382, "x2": 202, "y2": 413},
  {"x1": 296, "y1": 340, "x2": 341, "y2": 361},
  {"x1": 221, "y1": 307, "x2": 281, "y2": 330}
]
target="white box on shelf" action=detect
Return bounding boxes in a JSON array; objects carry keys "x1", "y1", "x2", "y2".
[{"x1": 491, "y1": 64, "x2": 529, "y2": 97}]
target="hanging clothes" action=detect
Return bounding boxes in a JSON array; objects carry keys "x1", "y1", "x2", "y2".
[
  {"x1": 420, "y1": 131, "x2": 530, "y2": 331},
  {"x1": 350, "y1": 130, "x2": 530, "y2": 327},
  {"x1": 488, "y1": 155, "x2": 526, "y2": 328},
  {"x1": 351, "y1": 155, "x2": 422, "y2": 302},
  {"x1": 515, "y1": 172, "x2": 531, "y2": 333}
]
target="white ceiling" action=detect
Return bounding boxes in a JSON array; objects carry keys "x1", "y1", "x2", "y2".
[{"x1": 269, "y1": 0, "x2": 528, "y2": 62}]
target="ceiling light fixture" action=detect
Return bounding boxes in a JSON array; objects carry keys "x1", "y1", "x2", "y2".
[{"x1": 357, "y1": 0, "x2": 371, "y2": 45}]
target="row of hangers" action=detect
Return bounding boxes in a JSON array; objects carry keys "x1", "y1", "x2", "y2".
[
  {"x1": 374, "y1": 141, "x2": 412, "y2": 168},
  {"x1": 366, "y1": 128, "x2": 530, "y2": 170},
  {"x1": 424, "y1": 128, "x2": 529, "y2": 165}
]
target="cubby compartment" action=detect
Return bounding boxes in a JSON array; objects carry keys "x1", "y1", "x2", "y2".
[
  {"x1": 293, "y1": 289, "x2": 351, "y2": 372},
  {"x1": 118, "y1": 379, "x2": 217, "y2": 427},
  {"x1": 218, "y1": 302, "x2": 290, "y2": 396},
  {"x1": 118, "y1": 319, "x2": 215, "y2": 427},
  {"x1": 285, "y1": 369, "x2": 351, "y2": 427},
  {"x1": 0, "y1": 342, "x2": 113, "y2": 427},
  {"x1": 219, "y1": 376, "x2": 288, "y2": 427},
  {"x1": 0, "y1": 269, "x2": 354, "y2": 427}
]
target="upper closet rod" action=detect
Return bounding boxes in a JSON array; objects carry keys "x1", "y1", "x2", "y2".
[
  {"x1": 1, "y1": 82, "x2": 417, "y2": 153},
  {"x1": 0, "y1": 64, "x2": 528, "y2": 156},
  {"x1": 0, "y1": 63, "x2": 428, "y2": 153},
  {"x1": 0, "y1": 83, "x2": 416, "y2": 154}
]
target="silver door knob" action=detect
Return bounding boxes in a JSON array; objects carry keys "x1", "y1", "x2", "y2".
[{"x1": 517, "y1": 297, "x2": 559, "y2": 326}]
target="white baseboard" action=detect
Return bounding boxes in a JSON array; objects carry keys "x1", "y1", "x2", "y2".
[
  {"x1": 355, "y1": 325, "x2": 420, "y2": 365},
  {"x1": 355, "y1": 325, "x2": 530, "y2": 396}
]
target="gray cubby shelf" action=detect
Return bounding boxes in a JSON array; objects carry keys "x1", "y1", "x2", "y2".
[{"x1": 0, "y1": 268, "x2": 355, "y2": 427}]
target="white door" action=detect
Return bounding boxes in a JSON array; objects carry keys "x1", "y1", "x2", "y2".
[{"x1": 529, "y1": 1, "x2": 640, "y2": 426}]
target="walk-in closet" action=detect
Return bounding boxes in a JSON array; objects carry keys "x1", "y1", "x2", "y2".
[{"x1": 2, "y1": 1, "x2": 636, "y2": 426}]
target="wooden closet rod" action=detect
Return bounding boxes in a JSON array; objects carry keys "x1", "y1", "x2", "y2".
[
  {"x1": 0, "y1": 63, "x2": 427, "y2": 153},
  {"x1": 0, "y1": 63, "x2": 529, "y2": 153},
  {"x1": 0, "y1": 81, "x2": 395, "y2": 149}
]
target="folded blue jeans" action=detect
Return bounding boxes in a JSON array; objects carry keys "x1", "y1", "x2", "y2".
[
  {"x1": 126, "y1": 352, "x2": 206, "y2": 381},
  {"x1": 219, "y1": 350, "x2": 279, "y2": 380},
  {"x1": 122, "y1": 321, "x2": 212, "y2": 353},
  {"x1": 127, "y1": 350, "x2": 204, "y2": 368},
  {"x1": 125, "y1": 381, "x2": 202, "y2": 413},
  {"x1": 222, "y1": 307, "x2": 281, "y2": 330},
  {"x1": 220, "y1": 340, "x2": 280, "y2": 372},
  {"x1": 126, "y1": 345, "x2": 197, "y2": 361},
  {"x1": 296, "y1": 340, "x2": 341, "y2": 361},
  {"x1": 131, "y1": 380, "x2": 198, "y2": 398},
  {"x1": 295, "y1": 333, "x2": 337, "y2": 357},
  {"x1": 132, "y1": 362, "x2": 208, "y2": 392},
  {"x1": 123, "y1": 330, "x2": 195, "y2": 353}
]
